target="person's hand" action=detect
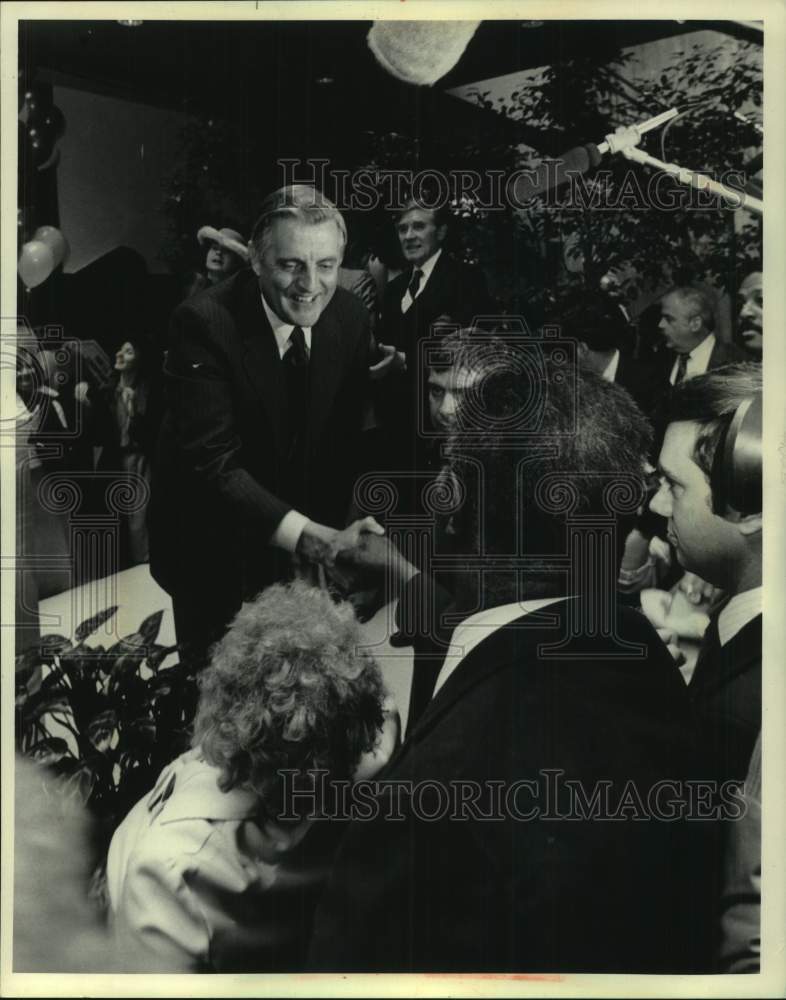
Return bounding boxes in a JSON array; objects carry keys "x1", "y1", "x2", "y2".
[
  {"x1": 329, "y1": 516, "x2": 386, "y2": 565},
  {"x1": 656, "y1": 628, "x2": 686, "y2": 669},
  {"x1": 335, "y1": 530, "x2": 418, "y2": 583},
  {"x1": 369, "y1": 343, "x2": 406, "y2": 381},
  {"x1": 74, "y1": 381, "x2": 90, "y2": 404},
  {"x1": 678, "y1": 571, "x2": 716, "y2": 606}
]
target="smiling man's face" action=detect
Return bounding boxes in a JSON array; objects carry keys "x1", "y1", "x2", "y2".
[
  {"x1": 397, "y1": 207, "x2": 446, "y2": 269},
  {"x1": 251, "y1": 217, "x2": 342, "y2": 327}
]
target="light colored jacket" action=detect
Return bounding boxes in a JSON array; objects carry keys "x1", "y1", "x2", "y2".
[{"x1": 107, "y1": 749, "x2": 319, "y2": 972}]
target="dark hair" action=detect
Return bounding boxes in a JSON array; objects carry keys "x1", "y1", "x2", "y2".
[
  {"x1": 660, "y1": 362, "x2": 762, "y2": 482},
  {"x1": 395, "y1": 195, "x2": 452, "y2": 229},
  {"x1": 112, "y1": 334, "x2": 157, "y2": 382},
  {"x1": 444, "y1": 361, "x2": 653, "y2": 602},
  {"x1": 427, "y1": 328, "x2": 512, "y2": 375},
  {"x1": 193, "y1": 582, "x2": 385, "y2": 819},
  {"x1": 551, "y1": 292, "x2": 632, "y2": 353}
]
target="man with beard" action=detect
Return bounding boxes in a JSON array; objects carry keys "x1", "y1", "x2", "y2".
[
  {"x1": 307, "y1": 358, "x2": 719, "y2": 974},
  {"x1": 736, "y1": 270, "x2": 762, "y2": 357}
]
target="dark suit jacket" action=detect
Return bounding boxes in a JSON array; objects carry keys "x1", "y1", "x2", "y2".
[
  {"x1": 380, "y1": 252, "x2": 495, "y2": 356},
  {"x1": 689, "y1": 614, "x2": 761, "y2": 784},
  {"x1": 614, "y1": 351, "x2": 669, "y2": 419},
  {"x1": 708, "y1": 338, "x2": 748, "y2": 369},
  {"x1": 377, "y1": 253, "x2": 495, "y2": 473},
  {"x1": 308, "y1": 588, "x2": 719, "y2": 973},
  {"x1": 149, "y1": 269, "x2": 370, "y2": 636}
]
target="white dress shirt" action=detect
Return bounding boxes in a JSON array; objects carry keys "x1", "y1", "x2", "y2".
[
  {"x1": 261, "y1": 294, "x2": 312, "y2": 551},
  {"x1": 261, "y1": 294, "x2": 312, "y2": 359},
  {"x1": 432, "y1": 596, "x2": 569, "y2": 697},
  {"x1": 600, "y1": 349, "x2": 621, "y2": 382},
  {"x1": 668, "y1": 333, "x2": 715, "y2": 385},
  {"x1": 401, "y1": 248, "x2": 443, "y2": 313},
  {"x1": 718, "y1": 586, "x2": 762, "y2": 648}
]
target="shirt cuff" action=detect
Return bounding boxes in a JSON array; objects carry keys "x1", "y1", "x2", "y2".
[{"x1": 270, "y1": 510, "x2": 309, "y2": 553}]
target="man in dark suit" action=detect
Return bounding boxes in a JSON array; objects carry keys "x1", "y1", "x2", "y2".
[
  {"x1": 150, "y1": 185, "x2": 384, "y2": 664},
  {"x1": 649, "y1": 363, "x2": 762, "y2": 784},
  {"x1": 555, "y1": 291, "x2": 668, "y2": 420},
  {"x1": 307, "y1": 362, "x2": 719, "y2": 973},
  {"x1": 376, "y1": 199, "x2": 495, "y2": 475},
  {"x1": 658, "y1": 285, "x2": 746, "y2": 385}
]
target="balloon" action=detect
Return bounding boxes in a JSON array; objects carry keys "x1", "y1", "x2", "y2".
[
  {"x1": 18, "y1": 240, "x2": 55, "y2": 289},
  {"x1": 33, "y1": 226, "x2": 67, "y2": 266}
]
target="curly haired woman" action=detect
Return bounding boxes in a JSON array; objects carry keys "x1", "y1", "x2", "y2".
[{"x1": 107, "y1": 582, "x2": 398, "y2": 972}]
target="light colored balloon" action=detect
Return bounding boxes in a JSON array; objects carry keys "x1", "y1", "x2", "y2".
[
  {"x1": 18, "y1": 240, "x2": 55, "y2": 289},
  {"x1": 33, "y1": 225, "x2": 67, "y2": 266}
]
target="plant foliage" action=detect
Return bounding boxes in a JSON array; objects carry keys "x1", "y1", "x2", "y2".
[{"x1": 16, "y1": 607, "x2": 197, "y2": 849}]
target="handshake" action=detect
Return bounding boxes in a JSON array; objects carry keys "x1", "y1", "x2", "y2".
[{"x1": 296, "y1": 516, "x2": 418, "y2": 617}]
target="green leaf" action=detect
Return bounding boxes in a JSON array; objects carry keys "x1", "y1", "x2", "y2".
[
  {"x1": 21, "y1": 689, "x2": 71, "y2": 724},
  {"x1": 146, "y1": 644, "x2": 178, "y2": 672},
  {"x1": 27, "y1": 736, "x2": 70, "y2": 763},
  {"x1": 15, "y1": 646, "x2": 41, "y2": 678},
  {"x1": 39, "y1": 635, "x2": 73, "y2": 658},
  {"x1": 75, "y1": 606, "x2": 118, "y2": 643},
  {"x1": 87, "y1": 710, "x2": 118, "y2": 752},
  {"x1": 138, "y1": 610, "x2": 165, "y2": 646}
]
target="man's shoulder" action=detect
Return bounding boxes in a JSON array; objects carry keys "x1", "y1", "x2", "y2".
[
  {"x1": 710, "y1": 338, "x2": 747, "y2": 367},
  {"x1": 324, "y1": 285, "x2": 370, "y2": 327},
  {"x1": 173, "y1": 269, "x2": 253, "y2": 326}
]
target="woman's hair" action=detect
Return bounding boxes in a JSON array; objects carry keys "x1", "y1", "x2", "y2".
[
  {"x1": 193, "y1": 582, "x2": 385, "y2": 817},
  {"x1": 112, "y1": 333, "x2": 156, "y2": 381}
]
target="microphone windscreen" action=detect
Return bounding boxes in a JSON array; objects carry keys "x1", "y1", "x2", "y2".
[
  {"x1": 511, "y1": 145, "x2": 602, "y2": 206},
  {"x1": 367, "y1": 21, "x2": 481, "y2": 86}
]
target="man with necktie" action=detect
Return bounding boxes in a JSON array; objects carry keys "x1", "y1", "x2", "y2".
[
  {"x1": 376, "y1": 197, "x2": 495, "y2": 478},
  {"x1": 150, "y1": 185, "x2": 383, "y2": 665},
  {"x1": 649, "y1": 363, "x2": 762, "y2": 784},
  {"x1": 658, "y1": 285, "x2": 746, "y2": 385}
]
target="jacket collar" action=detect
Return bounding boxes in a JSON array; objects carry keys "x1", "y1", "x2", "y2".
[{"x1": 148, "y1": 750, "x2": 260, "y2": 824}]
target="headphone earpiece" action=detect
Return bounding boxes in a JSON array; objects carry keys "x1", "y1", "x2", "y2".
[{"x1": 710, "y1": 393, "x2": 762, "y2": 516}]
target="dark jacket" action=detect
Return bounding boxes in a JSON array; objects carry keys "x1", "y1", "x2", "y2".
[
  {"x1": 149, "y1": 269, "x2": 370, "y2": 638},
  {"x1": 377, "y1": 253, "x2": 495, "y2": 472},
  {"x1": 308, "y1": 584, "x2": 720, "y2": 973},
  {"x1": 614, "y1": 351, "x2": 669, "y2": 419},
  {"x1": 689, "y1": 614, "x2": 761, "y2": 784}
]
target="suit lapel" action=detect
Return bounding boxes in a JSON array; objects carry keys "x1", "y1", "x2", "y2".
[
  {"x1": 412, "y1": 253, "x2": 449, "y2": 320},
  {"x1": 692, "y1": 615, "x2": 761, "y2": 695},
  {"x1": 402, "y1": 598, "x2": 573, "y2": 750},
  {"x1": 237, "y1": 277, "x2": 289, "y2": 457}
]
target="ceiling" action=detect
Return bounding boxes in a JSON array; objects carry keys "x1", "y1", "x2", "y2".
[{"x1": 18, "y1": 17, "x2": 761, "y2": 160}]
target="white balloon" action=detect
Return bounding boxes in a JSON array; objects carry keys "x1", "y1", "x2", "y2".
[
  {"x1": 18, "y1": 240, "x2": 55, "y2": 289},
  {"x1": 33, "y1": 225, "x2": 67, "y2": 267}
]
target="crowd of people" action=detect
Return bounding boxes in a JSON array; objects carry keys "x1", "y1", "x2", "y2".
[{"x1": 17, "y1": 183, "x2": 763, "y2": 975}]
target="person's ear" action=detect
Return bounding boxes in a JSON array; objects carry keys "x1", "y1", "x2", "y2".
[
  {"x1": 736, "y1": 511, "x2": 762, "y2": 537},
  {"x1": 249, "y1": 243, "x2": 262, "y2": 276}
]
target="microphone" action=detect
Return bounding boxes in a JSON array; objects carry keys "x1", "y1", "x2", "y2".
[{"x1": 510, "y1": 108, "x2": 678, "y2": 206}]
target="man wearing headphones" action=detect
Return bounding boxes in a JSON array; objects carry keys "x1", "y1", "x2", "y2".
[{"x1": 649, "y1": 362, "x2": 762, "y2": 785}]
